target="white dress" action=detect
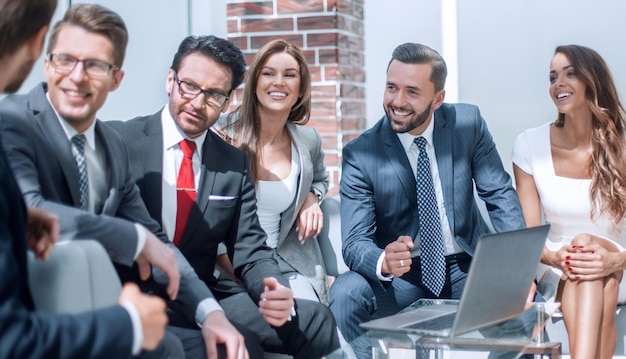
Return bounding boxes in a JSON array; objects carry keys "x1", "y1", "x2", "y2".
[{"x1": 512, "y1": 121, "x2": 626, "y2": 303}]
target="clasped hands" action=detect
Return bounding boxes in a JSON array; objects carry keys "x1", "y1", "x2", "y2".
[
  {"x1": 558, "y1": 244, "x2": 621, "y2": 281},
  {"x1": 382, "y1": 235, "x2": 414, "y2": 277}
]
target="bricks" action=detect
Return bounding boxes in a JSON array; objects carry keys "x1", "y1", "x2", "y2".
[{"x1": 226, "y1": 0, "x2": 366, "y2": 190}]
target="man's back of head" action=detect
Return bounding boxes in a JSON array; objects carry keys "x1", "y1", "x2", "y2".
[{"x1": 0, "y1": 0, "x2": 57, "y2": 93}]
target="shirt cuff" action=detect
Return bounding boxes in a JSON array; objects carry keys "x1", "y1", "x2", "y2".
[
  {"x1": 195, "y1": 297, "x2": 223, "y2": 326},
  {"x1": 120, "y1": 301, "x2": 143, "y2": 355},
  {"x1": 133, "y1": 223, "x2": 147, "y2": 260},
  {"x1": 376, "y1": 251, "x2": 394, "y2": 281}
]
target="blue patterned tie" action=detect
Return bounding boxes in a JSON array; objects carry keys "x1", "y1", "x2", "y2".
[
  {"x1": 414, "y1": 136, "x2": 446, "y2": 296},
  {"x1": 71, "y1": 134, "x2": 89, "y2": 211}
]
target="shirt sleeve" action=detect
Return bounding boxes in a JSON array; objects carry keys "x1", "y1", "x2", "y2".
[{"x1": 120, "y1": 301, "x2": 143, "y2": 355}]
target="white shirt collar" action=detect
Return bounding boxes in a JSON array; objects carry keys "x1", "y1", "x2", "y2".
[
  {"x1": 396, "y1": 113, "x2": 435, "y2": 152},
  {"x1": 160, "y1": 103, "x2": 206, "y2": 157},
  {"x1": 46, "y1": 92, "x2": 97, "y2": 151}
]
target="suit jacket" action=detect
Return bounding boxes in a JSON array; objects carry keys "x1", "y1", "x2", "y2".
[
  {"x1": 274, "y1": 122, "x2": 329, "y2": 303},
  {"x1": 0, "y1": 137, "x2": 133, "y2": 358},
  {"x1": 0, "y1": 83, "x2": 213, "y2": 324},
  {"x1": 340, "y1": 103, "x2": 525, "y2": 285},
  {"x1": 109, "y1": 110, "x2": 288, "y2": 302}
]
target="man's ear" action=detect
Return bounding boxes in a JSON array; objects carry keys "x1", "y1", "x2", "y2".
[
  {"x1": 432, "y1": 89, "x2": 446, "y2": 110},
  {"x1": 221, "y1": 92, "x2": 234, "y2": 113},
  {"x1": 28, "y1": 25, "x2": 49, "y2": 60}
]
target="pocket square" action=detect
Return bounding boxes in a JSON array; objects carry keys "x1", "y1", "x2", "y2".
[{"x1": 208, "y1": 195, "x2": 236, "y2": 200}]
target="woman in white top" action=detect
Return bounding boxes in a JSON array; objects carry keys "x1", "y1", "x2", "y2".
[
  {"x1": 512, "y1": 45, "x2": 626, "y2": 359},
  {"x1": 219, "y1": 39, "x2": 329, "y2": 303}
]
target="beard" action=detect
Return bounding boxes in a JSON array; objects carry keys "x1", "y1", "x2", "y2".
[
  {"x1": 4, "y1": 57, "x2": 35, "y2": 94},
  {"x1": 385, "y1": 100, "x2": 433, "y2": 134}
]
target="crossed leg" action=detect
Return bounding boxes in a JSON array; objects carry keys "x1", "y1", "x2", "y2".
[{"x1": 559, "y1": 233, "x2": 622, "y2": 359}]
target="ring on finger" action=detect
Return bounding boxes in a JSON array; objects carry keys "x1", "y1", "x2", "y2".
[{"x1": 400, "y1": 259, "x2": 405, "y2": 267}]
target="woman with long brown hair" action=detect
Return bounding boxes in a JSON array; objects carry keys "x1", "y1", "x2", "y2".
[
  {"x1": 219, "y1": 39, "x2": 329, "y2": 303},
  {"x1": 513, "y1": 44, "x2": 626, "y2": 359}
]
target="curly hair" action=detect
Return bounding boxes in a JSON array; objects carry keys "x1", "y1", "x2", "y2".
[{"x1": 554, "y1": 45, "x2": 626, "y2": 229}]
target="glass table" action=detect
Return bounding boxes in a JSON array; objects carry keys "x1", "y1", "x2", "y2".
[{"x1": 328, "y1": 299, "x2": 562, "y2": 359}]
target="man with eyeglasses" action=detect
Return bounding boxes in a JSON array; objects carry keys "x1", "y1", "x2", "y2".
[
  {"x1": 109, "y1": 35, "x2": 339, "y2": 359},
  {"x1": 0, "y1": 5, "x2": 263, "y2": 359}
]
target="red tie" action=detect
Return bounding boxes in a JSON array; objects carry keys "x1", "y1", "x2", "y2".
[{"x1": 174, "y1": 139, "x2": 196, "y2": 246}]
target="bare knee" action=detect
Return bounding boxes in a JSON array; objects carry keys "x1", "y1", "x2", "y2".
[{"x1": 571, "y1": 233, "x2": 593, "y2": 247}]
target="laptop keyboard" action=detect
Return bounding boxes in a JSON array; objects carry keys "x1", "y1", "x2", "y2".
[{"x1": 403, "y1": 312, "x2": 456, "y2": 332}]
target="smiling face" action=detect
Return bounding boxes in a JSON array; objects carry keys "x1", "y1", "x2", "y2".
[
  {"x1": 549, "y1": 52, "x2": 588, "y2": 116},
  {"x1": 255, "y1": 52, "x2": 301, "y2": 119},
  {"x1": 44, "y1": 24, "x2": 123, "y2": 132},
  {"x1": 166, "y1": 52, "x2": 233, "y2": 139},
  {"x1": 383, "y1": 60, "x2": 445, "y2": 136}
]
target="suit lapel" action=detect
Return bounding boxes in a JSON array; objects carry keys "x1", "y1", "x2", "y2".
[
  {"x1": 28, "y1": 85, "x2": 82, "y2": 207},
  {"x1": 432, "y1": 108, "x2": 455, "y2": 233},
  {"x1": 381, "y1": 117, "x2": 415, "y2": 200},
  {"x1": 142, "y1": 114, "x2": 165, "y2": 224}
]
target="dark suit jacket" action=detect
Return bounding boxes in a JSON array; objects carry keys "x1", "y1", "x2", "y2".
[
  {"x1": 0, "y1": 137, "x2": 133, "y2": 358},
  {"x1": 109, "y1": 111, "x2": 287, "y2": 301},
  {"x1": 341, "y1": 103, "x2": 526, "y2": 285},
  {"x1": 0, "y1": 83, "x2": 213, "y2": 324}
]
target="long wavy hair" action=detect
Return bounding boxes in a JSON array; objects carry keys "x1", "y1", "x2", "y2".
[
  {"x1": 222, "y1": 39, "x2": 312, "y2": 182},
  {"x1": 554, "y1": 45, "x2": 626, "y2": 229}
]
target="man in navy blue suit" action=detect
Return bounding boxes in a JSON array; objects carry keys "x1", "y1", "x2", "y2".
[
  {"x1": 329, "y1": 43, "x2": 526, "y2": 358},
  {"x1": 0, "y1": 1, "x2": 168, "y2": 357}
]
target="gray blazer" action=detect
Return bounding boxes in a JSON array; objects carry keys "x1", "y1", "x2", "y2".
[
  {"x1": 275, "y1": 122, "x2": 329, "y2": 303},
  {"x1": 0, "y1": 83, "x2": 214, "y2": 324}
]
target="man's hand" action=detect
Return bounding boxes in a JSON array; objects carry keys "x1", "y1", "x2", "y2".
[
  {"x1": 382, "y1": 235, "x2": 414, "y2": 277},
  {"x1": 258, "y1": 277, "x2": 295, "y2": 327},
  {"x1": 118, "y1": 283, "x2": 167, "y2": 351},
  {"x1": 26, "y1": 206, "x2": 59, "y2": 261},
  {"x1": 135, "y1": 230, "x2": 180, "y2": 300},
  {"x1": 296, "y1": 192, "x2": 323, "y2": 243},
  {"x1": 201, "y1": 311, "x2": 248, "y2": 359}
]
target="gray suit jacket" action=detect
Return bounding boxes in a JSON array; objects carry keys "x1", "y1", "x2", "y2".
[
  {"x1": 275, "y1": 122, "x2": 329, "y2": 303},
  {"x1": 340, "y1": 103, "x2": 526, "y2": 286},
  {"x1": 0, "y1": 83, "x2": 214, "y2": 324},
  {"x1": 109, "y1": 111, "x2": 288, "y2": 302}
]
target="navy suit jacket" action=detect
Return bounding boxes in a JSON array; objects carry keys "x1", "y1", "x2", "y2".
[
  {"x1": 109, "y1": 111, "x2": 288, "y2": 302},
  {"x1": 340, "y1": 103, "x2": 525, "y2": 285},
  {"x1": 0, "y1": 137, "x2": 133, "y2": 358},
  {"x1": 0, "y1": 83, "x2": 214, "y2": 324}
]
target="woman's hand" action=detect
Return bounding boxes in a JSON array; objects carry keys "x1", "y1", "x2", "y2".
[
  {"x1": 562, "y1": 243, "x2": 622, "y2": 281},
  {"x1": 296, "y1": 192, "x2": 323, "y2": 243}
]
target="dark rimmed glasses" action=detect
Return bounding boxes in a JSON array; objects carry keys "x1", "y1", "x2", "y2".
[
  {"x1": 173, "y1": 71, "x2": 229, "y2": 108},
  {"x1": 48, "y1": 53, "x2": 118, "y2": 77}
]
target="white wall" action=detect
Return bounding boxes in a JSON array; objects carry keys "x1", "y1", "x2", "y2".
[{"x1": 364, "y1": 0, "x2": 626, "y2": 176}]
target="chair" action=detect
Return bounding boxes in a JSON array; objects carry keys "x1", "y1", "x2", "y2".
[
  {"x1": 318, "y1": 195, "x2": 348, "y2": 277},
  {"x1": 27, "y1": 240, "x2": 121, "y2": 313}
]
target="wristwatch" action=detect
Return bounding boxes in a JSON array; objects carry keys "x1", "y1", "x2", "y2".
[{"x1": 310, "y1": 187, "x2": 323, "y2": 205}]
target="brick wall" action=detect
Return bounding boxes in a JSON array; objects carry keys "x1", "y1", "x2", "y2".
[{"x1": 226, "y1": 0, "x2": 367, "y2": 196}]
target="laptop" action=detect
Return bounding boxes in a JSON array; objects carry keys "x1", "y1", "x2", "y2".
[{"x1": 359, "y1": 224, "x2": 549, "y2": 337}]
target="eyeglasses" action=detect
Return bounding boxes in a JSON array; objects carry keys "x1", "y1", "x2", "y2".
[
  {"x1": 173, "y1": 71, "x2": 229, "y2": 108},
  {"x1": 48, "y1": 53, "x2": 119, "y2": 77}
]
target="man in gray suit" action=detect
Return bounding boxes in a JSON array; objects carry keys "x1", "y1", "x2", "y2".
[
  {"x1": 0, "y1": 4, "x2": 247, "y2": 359},
  {"x1": 329, "y1": 43, "x2": 526, "y2": 357},
  {"x1": 0, "y1": 1, "x2": 168, "y2": 358},
  {"x1": 110, "y1": 35, "x2": 339, "y2": 359}
]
